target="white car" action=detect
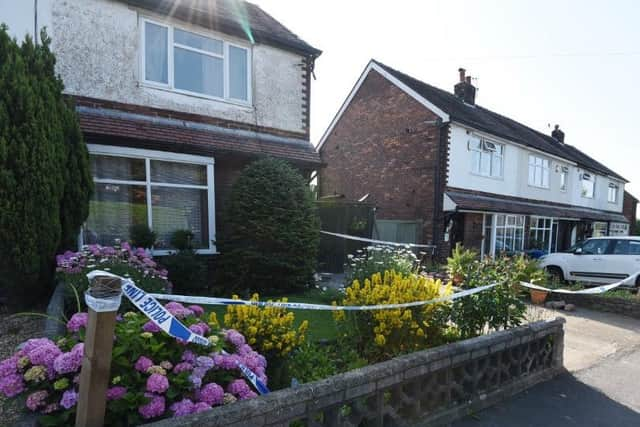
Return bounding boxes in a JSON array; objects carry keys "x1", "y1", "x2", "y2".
[{"x1": 538, "y1": 236, "x2": 640, "y2": 286}]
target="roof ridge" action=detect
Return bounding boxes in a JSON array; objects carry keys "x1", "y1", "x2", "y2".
[{"x1": 371, "y1": 59, "x2": 625, "y2": 181}]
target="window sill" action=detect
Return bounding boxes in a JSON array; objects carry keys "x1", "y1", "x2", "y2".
[
  {"x1": 527, "y1": 183, "x2": 550, "y2": 190},
  {"x1": 139, "y1": 81, "x2": 254, "y2": 110},
  {"x1": 470, "y1": 172, "x2": 504, "y2": 181}
]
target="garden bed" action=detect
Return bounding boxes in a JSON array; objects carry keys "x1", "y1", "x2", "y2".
[{"x1": 144, "y1": 318, "x2": 566, "y2": 427}]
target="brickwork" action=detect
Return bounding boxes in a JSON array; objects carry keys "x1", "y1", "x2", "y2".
[
  {"x1": 550, "y1": 294, "x2": 640, "y2": 319},
  {"x1": 623, "y1": 191, "x2": 638, "y2": 234},
  {"x1": 146, "y1": 319, "x2": 566, "y2": 427},
  {"x1": 319, "y1": 70, "x2": 447, "y2": 249},
  {"x1": 462, "y1": 213, "x2": 484, "y2": 252}
]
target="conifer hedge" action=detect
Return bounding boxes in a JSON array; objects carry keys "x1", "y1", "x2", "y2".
[
  {"x1": 218, "y1": 158, "x2": 319, "y2": 294},
  {"x1": 0, "y1": 27, "x2": 92, "y2": 306}
]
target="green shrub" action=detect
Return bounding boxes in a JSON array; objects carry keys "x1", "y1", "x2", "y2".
[
  {"x1": 217, "y1": 158, "x2": 320, "y2": 294},
  {"x1": 288, "y1": 343, "x2": 337, "y2": 384},
  {"x1": 129, "y1": 224, "x2": 156, "y2": 249},
  {"x1": 0, "y1": 27, "x2": 92, "y2": 306},
  {"x1": 345, "y1": 245, "x2": 418, "y2": 287},
  {"x1": 161, "y1": 250, "x2": 208, "y2": 294},
  {"x1": 450, "y1": 254, "x2": 537, "y2": 339},
  {"x1": 446, "y1": 243, "x2": 477, "y2": 283},
  {"x1": 170, "y1": 229, "x2": 195, "y2": 250}
]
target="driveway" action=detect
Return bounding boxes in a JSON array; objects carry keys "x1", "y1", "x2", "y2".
[{"x1": 453, "y1": 305, "x2": 640, "y2": 427}]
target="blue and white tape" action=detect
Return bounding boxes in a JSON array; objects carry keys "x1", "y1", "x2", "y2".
[
  {"x1": 148, "y1": 282, "x2": 499, "y2": 311},
  {"x1": 85, "y1": 270, "x2": 269, "y2": 395},
  {"x1": 320, "y1": 230, "x2": 436, "y2": 249},
  {"x1": 520, "y1": 269, "x2": 640, "y2": 295}
]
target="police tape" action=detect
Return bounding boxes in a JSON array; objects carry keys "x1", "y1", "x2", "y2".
[
  {"x1": 320, "y1": 230, "x2": 437, "y2": 249},
  {"x1": 519, "y1": 269, "x2": 640, "y2": 295},
  {"x1": 85, "y1": 270, "x2": 270, "y2": 395},
  {"x1": 148, "y1": 282, "x2": 499, "y2": 311}
]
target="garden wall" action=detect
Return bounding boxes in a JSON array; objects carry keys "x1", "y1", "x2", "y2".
[
  {"x1": 550, "y1": 294, "x2": 640, "y2": 319},
  {"x1": 147, "y1": 318, "x2": 566, "y2": 427}
]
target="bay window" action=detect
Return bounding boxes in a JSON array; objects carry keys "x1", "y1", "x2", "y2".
[
  {"x1": 528, "y1": 155, "x2": 549, "y2": 188},
  {"x1": 481, "y1": 213, "x2": 525, "y2": 257},
  {"x1": 142, "y1": 18, "x2": 251, "y2": 103},
  {"x1": 83, "y1": 146, "x2": 215, "y2": 254},
  {"x1": 528, "y1": 216, "x2": 559, "y2": 253}
]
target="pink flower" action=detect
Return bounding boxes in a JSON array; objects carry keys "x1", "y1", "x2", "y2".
[
  {"x1": 67, "y1": 313, "x2": 89, "y2": 333},
  {"x1": 53, "y1": 343, "x2": 84, "y2": 375},
  {"x1": 135, "y1": 356, "x2": 153, "y2": 373},
  {"x1": 142, "y1": 321, "x2": 161, "y2": 333},
  {"x1": 172, "y1": 362, "x2": 193, "y2": 374},
  {"x1": 0, "y1": 374, "x2": 25, "y2": 397},
  {"x1": 146, "y1": 373, "x2": 169, "y2": 394},
  {"x1": 197, "y1": 383, "x2": 224, "y2": 406},
  {"x1": 0, "y1": 356, "x2": 19, "y2": 377},
  {"x1": 106, "y1": 386, "x2": 127, "y2": 401},
  {"x1": 225, "y1": 330, "x2": 246, "y2": 347},
  {"x1": 60, "y1": 390, "x2": 78, "y2": 409},
  {"x1": 26, "y1": 390, "x2": 48, "y2": 411},
  {"x1": 192, "y1": 401, "x2": 211, "y2": 413},
  {"x1": 170, "y1": 398, "x2": 194, "y2": 417},
  {"x1": 165, "y1": 302, "x2": 193, "y2": 319},
  {"x1": 21, "y1": 338, "x2": 56, "y2": 355},
  {"x1": 138, "y1": 393, "x2": 165, "y2": 419},
  {"x1": 181, "y1": 350, "x2": 196, "y2": 363},
  {"x1": 187, "y1": 305, "x2": 205, "y2": 317},
  {"x1": 227, "y1": 379, "x2": 256, "y2": 400}
]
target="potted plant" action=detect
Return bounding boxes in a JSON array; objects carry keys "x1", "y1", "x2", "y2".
[
  {"x1": 446, "y1": 244, "x2": 477, "y2": 285},
  {"x1": 511, "y1": 256, "x2": 549, "y2": 304}
]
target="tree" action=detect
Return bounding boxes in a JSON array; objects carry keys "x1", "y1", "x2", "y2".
[
  {"x1": 0, "y1": 27, "x2": 92, "y2": 306},
  {"x1": 217, "y1": 158, "x2": 319, "y2": 294}
]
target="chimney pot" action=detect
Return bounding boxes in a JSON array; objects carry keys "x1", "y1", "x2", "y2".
[
  {"x1": 551, "y1": 124, "x2": 565, "y2": 143},
  {"x1": 465, "y1": 76, "x2": 472, "y2": 84},
  {"x1": 458, "y1": 68, "x2": 466, "y2": 82}
]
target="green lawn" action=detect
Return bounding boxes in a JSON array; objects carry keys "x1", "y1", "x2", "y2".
[{"x1": 206, "y1": 289, "x2": 339, "y2": 342}]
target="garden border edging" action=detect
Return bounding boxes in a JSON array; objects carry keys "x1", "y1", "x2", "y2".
[
  {"x1": 550, "y1": 293, "x2": 640, "y2": 319},
  {"x1": 146, "y1": 317, "x2": 566, "y2": 427}
]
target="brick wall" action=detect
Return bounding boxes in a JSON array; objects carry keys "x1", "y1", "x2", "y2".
[
  {"x1": 319, "y1": 70, "x2": 446, "y2": 249},
  {"x1": 623, "y1": 191, "x2": 638, "y2": 234},
  {"x1": 462, "y1": 213, "x2": 484, "y2": 252}
]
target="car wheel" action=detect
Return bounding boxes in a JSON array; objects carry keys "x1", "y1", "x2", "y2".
[{"x1": 546, "y1": 266, "x2": 564, "y2": 284}]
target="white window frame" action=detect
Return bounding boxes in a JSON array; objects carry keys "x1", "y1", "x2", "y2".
[
  {"x1": 592, "y1": 221, "x2": 608, "y2": 237},
  {"x1": 481, "y1": 213, "x2": 525, "y2": 257},
  {"x1": 83, "y1": 144, "x2": 216, "y2": 255},
  {"x1": 581, "y1": 173, "x2": 595, "y2": 199},
  {"x1": 559, "y1": 166, "x2": 569, "y2": 192},
  {"x1": 469, "y1": 137, "x2": 504, "y2": 179},
  {"x1": 608, "y1": 182, "x2": 619, "y2": 204},
  {"x1": 140, "y1": 17, "x2": 252, "y2": 106},
  {"x1": 528, "y1": 154, "x2": 550, "y2": 189},
  {"x1": 528, "y1": 216, "x2": 559, "y2": 253}
]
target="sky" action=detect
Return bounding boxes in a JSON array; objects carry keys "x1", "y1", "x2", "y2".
[{"x1": 255, "y1": 0, "x2": 640, "y2": 215}]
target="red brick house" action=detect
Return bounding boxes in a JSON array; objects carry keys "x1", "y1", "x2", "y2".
[
  {"x1": 623, "y1": 191, "x2": 638, "y2": 234},
  {"x1": 318, "y1": 60, "x2": 631, "y2": 258},
  {"x1": 5, "y1": 0, "x2": 320, "y2": 254}
]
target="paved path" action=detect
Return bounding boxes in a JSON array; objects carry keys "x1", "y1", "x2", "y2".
[{"x1": 453, "y1": 306, "x2": 640, "y2": 427}]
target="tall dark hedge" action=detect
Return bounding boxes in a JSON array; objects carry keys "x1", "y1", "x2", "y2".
[
  {"x1": 218, "y1": 158, "x2": 319, "y2": 294},
  {"x1": 0, "y1": 27, "x2": 92, "y2": 306}
]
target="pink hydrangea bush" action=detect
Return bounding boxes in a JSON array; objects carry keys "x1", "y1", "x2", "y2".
[
  {"x1": 56, "y1": 243, "x2": 172, "y2": 312},
  {"x1": 0, "y1": 301, "x2": 267, "y2": 426}
]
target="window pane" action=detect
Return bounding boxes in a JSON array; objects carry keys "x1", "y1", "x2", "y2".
[
  {"x1": 174, "y1": 29, "x2": 223, "y2": 54},
  {"x1": 150, "y1": 160, "x2": 207, "y2": 185},
  {"x1": 85, "y1": 183, "x2": 148, "y2": 246},
  {"x1": 229, "y1": 45, "x2": 248, "y2": 100},
  {"x1": 491, "y1": 155, "x2": 502, "y2": 177},
  {"x1": 497, "y1": 215, "x2": 505, "y2": 226},
  {"x1": 174, "y1": 47, "x2": 223, "y2": 97},
  {"x1": 480, "y1": 153, "x2": 491, "y2": 175},
  {"x1": 542, "y1": 169, "x2": 549, "y2": 187},
  {"x1": 145, "y1": 22, "x2": 168, "y2": 84},
  {"x1": 528, "y1": 165, "x2": 535, "y2": 185},
  {"x1": 471, "y1": 151, "x2": 480, "y2": 173},
  {"x1": 152, "y1": 187, "x2": 209, "y2": 249},
  {"x1": 90, "y1": 155, "x2": 146, "y2": 181}
]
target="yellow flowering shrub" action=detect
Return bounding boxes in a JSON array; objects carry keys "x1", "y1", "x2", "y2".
[
  {"x1": 334, "y1": 270, "x2": 453, "y2": 362},
  {"x1": 220, "y1": 294, "x2": 308, "y2": 358}
]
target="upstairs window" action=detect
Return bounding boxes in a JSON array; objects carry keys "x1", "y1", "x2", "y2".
[
  {"x1": 469, "y1": 138, "x2": 503, "y2": 178},
  {"x1": 559, "y1": 166, "x2": 569, "y2": 192},
  {"x1": 581, "y1": 173, "x2": 595, "y2": 198},
  {"x1": 142, "y1": 19, "x2": 251, "y2": 103},
  {"x1": 528, "y1": 155, "x2": 549, "y2": 188},
  {"x1": 608, "y1": 182, "x2": 619, "y2": 203}
]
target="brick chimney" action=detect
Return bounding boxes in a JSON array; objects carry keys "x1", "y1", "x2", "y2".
[
  {"x1": 551, "y1": 124, "x2": 565, "y2": 143},
  {"x1": 454, "y1": 68, "x2": 476, "y2": 105}
]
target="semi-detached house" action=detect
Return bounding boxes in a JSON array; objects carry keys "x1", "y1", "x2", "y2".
[
  {"x1": 318, "y1": 60, "x2": 635, "y2": 258},
  {"x1": 4, "y1": 0, "x2": 321, "y2": 254}
]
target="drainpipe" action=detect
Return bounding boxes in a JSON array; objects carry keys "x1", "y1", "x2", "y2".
[{"x1": 431, "y1": 118, "x2": 448, "y2": 258}]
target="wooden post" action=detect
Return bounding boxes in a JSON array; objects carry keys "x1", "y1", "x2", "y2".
[{"x1": 75, "y1": 309, "x2": 117, "y2": 427}]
